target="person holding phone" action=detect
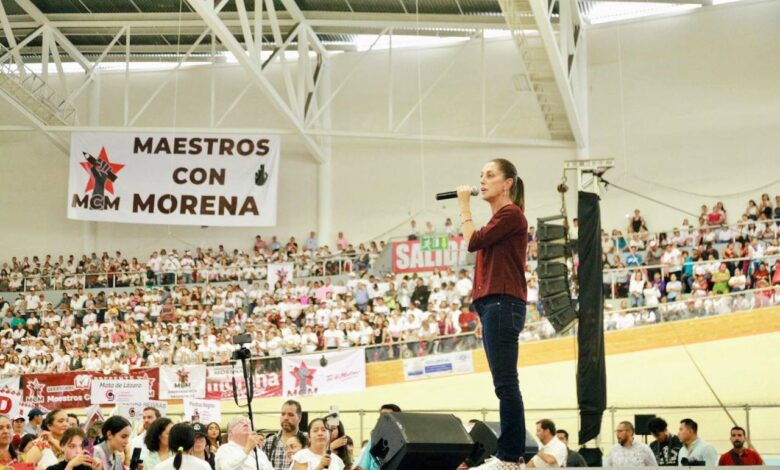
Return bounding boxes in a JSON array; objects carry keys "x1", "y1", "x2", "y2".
[
  {"x1": 457, "y1": 158, "x2": 528, "y2": 470},
  {"x1": 46, "y1": 428, "x2": 102, "y2": 470},
  {"x1": 290, "y1": 418, "x2": 344, "y2": 470},
  {"x1": 328, "y1": 421, "x2": 352, "y2": 470}
]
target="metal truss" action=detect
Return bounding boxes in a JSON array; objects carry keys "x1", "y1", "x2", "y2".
[
  {"x1": 500, "y1": 0, "x2": 587, "y2": 147},
  {"x1": 0, "y1": 0, "x2": 580, "y2": 159}
]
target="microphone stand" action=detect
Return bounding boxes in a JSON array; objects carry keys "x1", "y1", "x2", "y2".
[{"x1": 232, "y1": 345, "x2": 260, "y2": 470}]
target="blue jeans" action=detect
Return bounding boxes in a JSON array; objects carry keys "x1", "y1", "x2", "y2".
[{"x1": 473, "y1": 294, "x2": 526, "y2": 462}]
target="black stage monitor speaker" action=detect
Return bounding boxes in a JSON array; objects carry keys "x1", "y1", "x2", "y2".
[
  {"x1": 634, "y1": 414, "x2": 656, "y2": 436},
  {"x1": 466, "y1": 421, "x2": 539, "y2": 466},
  {"x1": 579, "y1": 447, "x2": 603, "y2": 467},
  {"x1": 370, "y1": 413, "x2": 473, "y2": 470}
]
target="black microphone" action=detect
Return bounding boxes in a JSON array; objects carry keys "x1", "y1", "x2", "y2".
[{"x1": 436, "y1": 187, "x2": 479, "y2": 200}]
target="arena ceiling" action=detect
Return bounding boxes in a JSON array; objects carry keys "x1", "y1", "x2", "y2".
[
  {"x1": 0, "y1": 0, "x2": 717, "y2": 59},
  {"x1": 0, "y1": 0, "x2": 738, "y2": 156}
]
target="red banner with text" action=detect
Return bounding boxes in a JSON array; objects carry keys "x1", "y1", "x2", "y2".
[
  {"x1": 205, "y1": 364, "x2": 282, "y2": 400},
  {"x1": 21, "y1": 369, "x2": 160, "y2": 410}
]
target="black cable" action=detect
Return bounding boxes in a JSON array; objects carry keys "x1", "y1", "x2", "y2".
[{"x1": 600, "y1": 177, "x2": 699, "y2": 218}]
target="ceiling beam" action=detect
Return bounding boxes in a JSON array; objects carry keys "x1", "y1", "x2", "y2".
[
  {"x1": 3, "y1": 11, "x2": 509, "y2": 32},
  {"x1": 12, "y1": 0, "x2": 90, "y2": 70},
  {"x1": 186, "y1": 0, "x2": 326, "y2": 163}
]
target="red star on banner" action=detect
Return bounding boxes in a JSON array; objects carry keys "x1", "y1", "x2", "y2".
[
  {"x1": 290, "y1": 361, "x2": 316, "y2": 389},
  {"x1": 80, "y1": 147, "x2": 124, "y2": 194}
]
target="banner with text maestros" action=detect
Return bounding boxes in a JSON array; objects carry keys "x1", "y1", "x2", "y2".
[{"x1": 67, "y1": 132, "x2": 280, "y2": 226}]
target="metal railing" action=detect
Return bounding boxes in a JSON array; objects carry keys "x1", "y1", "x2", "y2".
[
  {"x1": 233, "y1": 404, "x2": 780, "y2": 455},
  {"x1": 0, "y1": 44, "x2": 77, "y2": 125},
  {"x1": 0, "y1": 254, "x2": 362, "y2": 292}
]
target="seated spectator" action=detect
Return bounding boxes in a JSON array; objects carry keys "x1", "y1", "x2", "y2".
[
  {"x1": 711, "y1": 263, "x2": 731, "y2": 295},
  {"x1": 604, "y1": 421, "x2": 656, "y2": 467},
  {"x1": 647, "y1": 417, "x2": 682, "y2": 466},
  {"x1": 677, "y1": 419, "x2": 718, "y2": 466},
  {"x1": 554, "y1": 429, "x2": 586, "y2": 467},
  {"x1": 718, "y1": 426, "x2": 763, "y2": 466},
  {"x1": 527, "y1": 419, "x2": 567, "y2": 468},
  {"x1": 727, "y1": 267, "x2": 747, "y2": 292}
]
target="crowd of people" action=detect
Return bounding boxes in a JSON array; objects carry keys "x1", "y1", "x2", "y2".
[
  {"x1": 0, "y1": 402, "x2": 764, "y2": 469},
  {"x1": 0, "y1": 232, "x2": 378, "y2": 292},
  {"x1": 0, "y1": 194, "x2": 777, "y2": 377}
]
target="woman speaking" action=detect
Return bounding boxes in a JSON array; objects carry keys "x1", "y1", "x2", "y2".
[{"x1": 458, "y1": 158, "x2": 527, "y2": 470}]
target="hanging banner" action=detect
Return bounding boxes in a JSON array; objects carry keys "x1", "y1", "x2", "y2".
[
  {"x1": 267, "y1": 263, "x2": 294, "y2": 287},
  {"x1": 282, "y1": 350, "x2": 365, "y2": 398},
  {"x1": 91, "y1": 379, "x2": 150, "y2": 404},
  {"x1": 402, "y1": 351, "x2": 474, "y2": 381},
  {"x1": 0, "y1": 377, "x2": 20, "y2": 391},
  {"x1": 183, "y1": 399, "x2": 221, "y2": 424},
  {"x1": 0, "y1": 389, "x2": 22, "y2": 418},
  {"x1": 67, "y1": 132, "x2": 280, "y2": 226},
  {"x1": 205, "y1": 364, "x2": 282, "y2": 401},
  {"x1": 159, "y1": 365, "x2": 207, "y2": 399},
  {"x1": 22, "y1": 369, "x2": 159, "y2": 410},
  {"x1": 391, "y1": 236, "x2": 469, "y2": 273},
  {"x1": 114, "y1": 400, "x2": 169, "y2": 421}
]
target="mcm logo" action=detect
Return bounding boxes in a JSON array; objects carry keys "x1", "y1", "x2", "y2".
[
  {"x1": 72, "y1": 147, "x2": 125, "y2": 211},
  {"x1": 255, "y1": 164, "x2": 268, "y2": 186},
  {"x1": 289, "y1": 361, "x2": 317, "y2": 397},
  {"x1": 175, "y1": 368, "x2": 191, "y2": 389},
  {"x1": 25, "y1": 378, "x2": 45, "y2": 404}
]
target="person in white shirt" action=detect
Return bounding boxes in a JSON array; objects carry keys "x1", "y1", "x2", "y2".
[
  {"x1": 290, "y1": 418, "x2": 344, "y2": 470},
  {"x1": 132, "y1": 407, "x2": 162, "y2": 452},
  {"x1": 527, "y1": 419, "x2": 568, "y2": 467},
  {"x1": 154, "y1": 422, "x2": 211, "y2": 470},
  {"x1": 604, "y1": 421, "x2": 657, "y2": 467},
  {"x1": 215, "y1": 416, "x2": 273, "y2": 470}
]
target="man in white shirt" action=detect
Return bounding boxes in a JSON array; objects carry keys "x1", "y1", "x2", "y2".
[
  {"x1": 604, "y1": 421, "x2": 657, "y2": 467},
  {"x1": 215, "y1": 416, "x2": 273, "y2": 470},
  {"x1": 131, "y1": 407, "x2": 161, "y2": 451},
  {"x1": 527, "y1": 419, "x2": 567, "y2": 467}
]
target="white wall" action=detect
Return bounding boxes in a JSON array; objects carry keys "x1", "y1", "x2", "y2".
[
  {"x1": 1, "y1": 0, "x2": 779, "y2": 259},
  {"x1": 0, "y1": 37, "x2": 574, "y2": 260},
  {"x1": 587, "y1": 0, "x2": 780, "y2": 232}
]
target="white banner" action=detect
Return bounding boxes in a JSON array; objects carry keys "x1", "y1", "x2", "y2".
[
  {"x1": 267, "y1": 263, "x2": 294, "y2": 287},
  {"x1": 159, "y1": 365, "x2": 207, "y2": 399},
  {"x1": 402, "y1": 351, "x2": 474, "y2": 381},
  {"x1": 282, "y1": 350, "x2": 365, "y2": 398},
  {"x1": 0, "y1": 389, "x2": 22, "y2": 418},
  {"x1": 183, "y1": 399, "x2": 221, "y2": 424},
  {"x1": 0, "y1": 377, "x2": 20, "y2": 391},
  {"x1": 114, "y1": 400, "x2": 169, "y2": 421},
  {"x1": 67, "y1": 132, "x2": 280, "y2": 226},
  {"x1": 91, "y1": 379, "x2": 150, "y2": 404}
]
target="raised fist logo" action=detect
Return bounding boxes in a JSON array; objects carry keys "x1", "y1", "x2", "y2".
[{"x1": 255, "y1": 165, "x2": 268, "y2": 186}]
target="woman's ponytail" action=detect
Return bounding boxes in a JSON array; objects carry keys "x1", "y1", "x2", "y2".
[
  {"x1": 174, "y1": 447, "x2": 184, "y2": 470},
  {"x1": 513, "y1": 176, "x2": 525, "y2": 211},
  {"x1": 491, "y1": 158, "x2": 524, "y2": 210}
]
